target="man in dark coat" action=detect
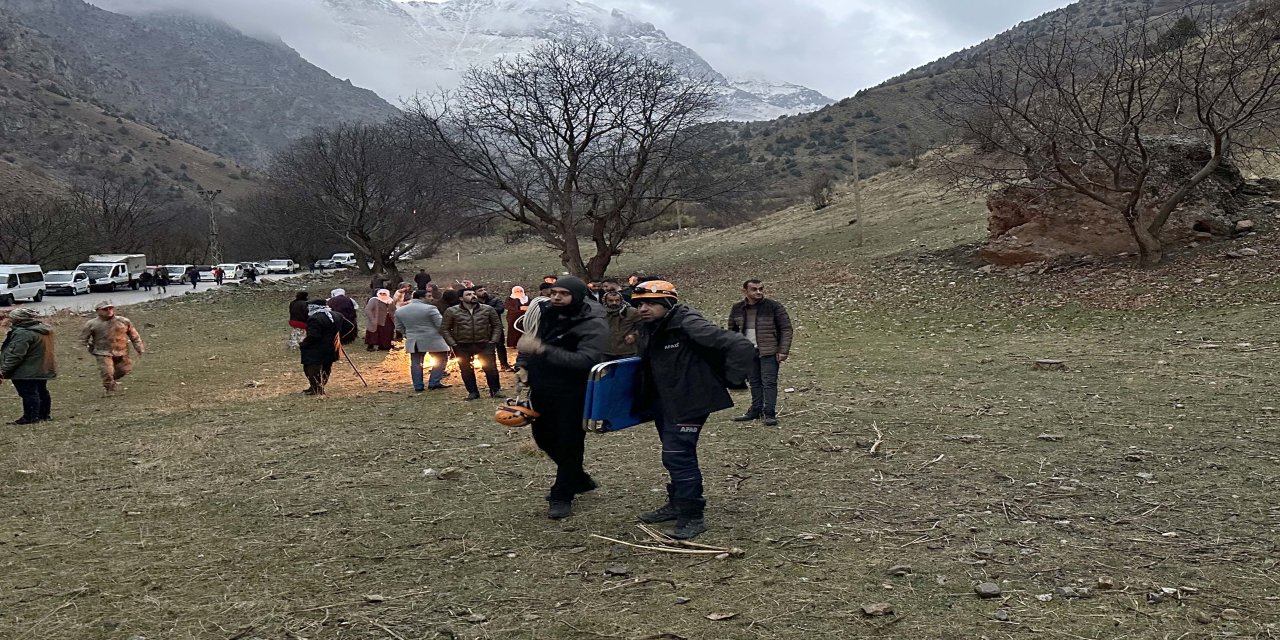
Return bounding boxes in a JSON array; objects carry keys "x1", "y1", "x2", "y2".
[
  {"x1": 299, "y1": 300, "x2": 340, "y2": 395},
  {"x1": 632, "y1": 280, "x2": 754, "y2": 539},
  {"x1": 0, "y1": 308, "x2": 57, "y2": 424},
  {"x1": 441, "y1": 288, "x2": 503, "y2": 400},
  {"x1": 728, "y1": 279, "x2": 794, "y2": 426},
  {"x1": 413, "y1": 269, "x2": 432, "y2": 291},
  {"x1": 515, "y1": 276, "x2": 608, "y2": 520}
]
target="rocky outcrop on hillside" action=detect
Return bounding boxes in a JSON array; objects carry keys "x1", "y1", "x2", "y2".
[
  {"x1": 980, "y1": 140, "x2": 1259, "y2": 265},
  {"x1": 0, "y1": 0, "x2": 399, "y2": 166}
]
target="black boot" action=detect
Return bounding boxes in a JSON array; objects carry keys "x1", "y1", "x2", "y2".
[
  {"x1": 638, "y1": 502, "x2": 678, "y2": 523},
  {"x1": 548, "y1": 500, "x2": 572, "y2": 519},
  {"x1": 732, "y1": 410, "x2": 761, "y2": 422},
  {"x1": 666, "y1": 502, "x2": 706, "y2": 540},
  {"x1": 638, "y1": 483, "x2": 678, "y2": 523},
  {"x1": 465, "y1": 390, "x2": 481, "y2": 401}
]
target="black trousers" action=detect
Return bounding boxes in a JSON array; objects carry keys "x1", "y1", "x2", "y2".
[
  {"x1": 303, "y1": 362, "x2": 333, "y2": 391},
  {"x1": 655, "y1": 413, "x2": 708, "y2": 513},
  {"x1": 530, "y1": 386, "x2": 593, "y2": 502},
  {"x1": 454, "y1": 343, "x2": 500, "y2": 394},
  {"x1": 12, "y1": 380, "x2": 51, "y2": 421}
]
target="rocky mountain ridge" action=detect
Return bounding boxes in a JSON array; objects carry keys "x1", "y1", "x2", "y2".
[
  {"x1": 1, "y1": 0, "x2": 400, "y2": 167},
  {"x1": 94, "y1": 0, "x2": 834, "y2": 121}
]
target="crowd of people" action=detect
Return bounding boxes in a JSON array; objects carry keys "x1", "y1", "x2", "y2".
[
  {"x1": 286, "y1": 270, "x2": 795, "y2": 538},
  {"x1": 0, "y1": 268, "x2": 794, "y2": 540}
]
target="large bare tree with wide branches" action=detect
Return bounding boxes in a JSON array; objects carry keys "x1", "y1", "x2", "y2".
[{"x1": 401, "y1": 38, "x2": 752, "y2": 279}]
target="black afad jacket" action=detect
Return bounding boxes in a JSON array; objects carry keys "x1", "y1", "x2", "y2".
[{"x1": 636, "y1": 304, "x2": 755, "y2": 423}]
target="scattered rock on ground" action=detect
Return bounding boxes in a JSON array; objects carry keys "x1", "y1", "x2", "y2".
[
  {"x1": 861, "y1": 602, "x2": 895, "y2": 616},
  {"x1": 1220, "y1": 608, "x2": 1242, "y2": 621},
  {"x1": 993, "y1": 608, "x2": 1010, "y2": 622},
  {"x1": 975, "y1": 582, "x2": 1002, "y2": 598},
  {"x1": 1037, "y1": 433, "x2": 1064, "y2": 442},
  {"x1": 604, "y1": 565, "x2": 629, "y2": 576},
  {"x1": 887, "y1": 564, "x2": 912, "y2": 577}
]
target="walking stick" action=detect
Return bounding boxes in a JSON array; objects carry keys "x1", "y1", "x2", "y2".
[{"x1": 338, "y1": 342, "x2": 368, "y2": 387}]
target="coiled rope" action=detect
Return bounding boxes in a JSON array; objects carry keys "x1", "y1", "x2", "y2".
[{"x1": 513, "y1": 295, "x2": 550, "y2": 339}]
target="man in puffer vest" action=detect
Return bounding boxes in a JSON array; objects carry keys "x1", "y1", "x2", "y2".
[{"x1": 728, "y1": 279, "x2": 794, "y2": 426}]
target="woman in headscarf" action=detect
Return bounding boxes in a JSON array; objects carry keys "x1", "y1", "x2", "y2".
[
  {"x1": 327, "y1": 288, "x2": 359, "y2": 345},
  {"x1": 505, "y1": 285, "x2": 529, "y2": 349},
  {"x1": 364, "y1": 289, "x2": 396, "y2": 351}
]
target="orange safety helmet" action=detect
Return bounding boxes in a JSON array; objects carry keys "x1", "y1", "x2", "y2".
[
  {"x1": 495, "y1": 397, "x2": 540, "y2": 427},
  {"x1": 630, "y1": 279, "x2": 678, "y2": 301}
]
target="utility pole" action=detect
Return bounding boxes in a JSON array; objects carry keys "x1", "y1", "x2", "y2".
[
  {"x1": 851, "y1": 142, "x2": 864, "y2": 248},
  {"x1": 197, "y1": 188, "x2": 223, "y2": 263}
]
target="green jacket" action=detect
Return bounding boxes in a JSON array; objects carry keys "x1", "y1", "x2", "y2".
[
  {"x1": 441, "y1": 302, "x2": 501, "y2": 347},
  {"x1": 0, "y1": 321, "x2": 57, "y2": 380}
]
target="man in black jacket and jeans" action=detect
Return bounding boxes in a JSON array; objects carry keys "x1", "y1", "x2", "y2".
[
  {"x1": 632, "y1": 280, "x2": 755, "y2": 539},
  {"x1": 515, "y1": 276, "x2": 608, "y2": 520}
]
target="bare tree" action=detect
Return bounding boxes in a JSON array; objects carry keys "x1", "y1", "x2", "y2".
[
  {"x1": 267, "y1": 122, "x2": 472, "y2": 284},
  {"x1": 809, "y1": 173, "x2": 835, "y2": 210},
  {"x1": 401, "y1": 38, "x2": 753, "y2": 279},
  {"x1": 938, "y1": 3, "x2": 1280, "y2": 265},
  {"x1": 227, "y1": 188, "x2": 342, "y2": 267},
  {"x1": 0, "y1": 194, "x2": 81, "y2": 266},
  {"x1": 70, "y1": 174, "x2": 172, "y2": 252}
]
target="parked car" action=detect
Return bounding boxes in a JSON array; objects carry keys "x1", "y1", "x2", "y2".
[
  {"x1": 330, "y1": 252, "x2": 357, "y2": 267},
  {"x1": 266, "y1": 259, "x2": 299, "y2": 274},
  {"x1": 313, "y1": 259, "x2": 338, "y2": 269},
  {"x1": 216, "y1": 263, "x2": 245, "y2": 281},
  {"x1": 0, "y1": 264, "x2": 45, "y2": 305},
  {"x1": 76, "y1": 261, "x2": 133, "y2": 291},
  {"x1": 43, "y1": 270, "x2": 91, "y2": 296},
  {"x1": 195, "y1": 265, "x2": 215, "y2": 282},
  {"x1": 163, "y1": 264, "x2": 192, "y2": 284}
]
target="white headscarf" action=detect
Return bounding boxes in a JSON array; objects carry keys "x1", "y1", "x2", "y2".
[
  {"x1": 330, "y1": 288, "x2": 346, "y2": 298},
  {"x1": 375, "y1": 289, "x2": 393, "y2": 304},
  {"x1": 510, "y1": 286, "x2": 529, "y2": 305}
]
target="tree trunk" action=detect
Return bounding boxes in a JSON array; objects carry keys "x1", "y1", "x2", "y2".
[
  {"x1": 1130, "y1": 224, "x2": 1164, "y2": 267},
  {"x1": 558, "y1": 224, "x2": 588, "y2": 278},
  {"x1": 585, "y1": 253, "x2": 611, "y2": 281}
]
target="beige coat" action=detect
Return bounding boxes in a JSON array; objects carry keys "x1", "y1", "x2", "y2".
[{"x1": 80, "y1": 316, "x2": 145, "y2": 357}]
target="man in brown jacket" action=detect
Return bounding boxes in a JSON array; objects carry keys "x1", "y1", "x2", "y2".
[
  {"x1": 80, "y1": 301, "x2": 145, "y2": 394},
  {"x1": 441, "y1": 288, "x2": 503, "y2": 400},
  {"x1": 727, "y1": 279, "x2": 793, "y2": 426}
]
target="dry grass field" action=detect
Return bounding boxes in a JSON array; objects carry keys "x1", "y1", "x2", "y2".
[{"x1": 2, "y1": 167, "x2": 1278, "y2": 639}]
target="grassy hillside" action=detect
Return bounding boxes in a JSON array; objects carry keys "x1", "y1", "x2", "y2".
[
  {"x1": 4, "y1": 167, "x2": 1279, "y2": 638},
  {"x1": 722, "y1": 0, "x2": 1255, "y2": 202},
  {"x1": 0, "y1": 13, "x2": 260, "y2": 199}
]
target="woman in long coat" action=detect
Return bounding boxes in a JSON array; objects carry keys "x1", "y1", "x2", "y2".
[
  {"x1": 505, "y1": 285, "x2": 529, "y2": 349},
  {"x1": 327, "y1": 288, "x2": 359, "y2": 345},
  {"x1": 364, "y1": 289, "x2": 396, "y2": 351}
]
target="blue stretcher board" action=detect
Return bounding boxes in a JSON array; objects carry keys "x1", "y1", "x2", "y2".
[{"x1": 583, "y1": 357, "x2": 652, "y2": 433}]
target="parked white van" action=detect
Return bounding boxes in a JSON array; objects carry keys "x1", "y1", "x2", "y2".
[{"x1": 0, "y1": 265, "x2": 46, "y2": 306}]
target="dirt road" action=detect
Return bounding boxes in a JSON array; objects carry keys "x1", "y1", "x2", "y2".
[{"x1": 4, "y1": 272, "x2": 315, "y2": 314}]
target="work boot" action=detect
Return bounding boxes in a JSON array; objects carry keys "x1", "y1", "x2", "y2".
[
  {"x1": 489, "y1": 389, "x2": 505, "y2": 398},
  {"x1": 11, "y1": 417, "x2": 38, "y2": 425},
  {"x1": 465, "y1": 391, "x2": 481, "y2": 401},
  {"x1": 548, "y1": 500, "x2": 572, "y2": 520},
  {"x1": 637, "y1": 503, "x2": 678, "y2": 524},
  {"x1": 763, "y1": 415, "x2": 779, "y2": 427},
  {"x1": 666, "y1": 502, "x2": 706, "y2": 540},
  {"x1": 732, "y1": 411, "x2": 760, "y2": 422},
  {"x1": 574, "y1": 474, "x2": 598, "y2": 495}
]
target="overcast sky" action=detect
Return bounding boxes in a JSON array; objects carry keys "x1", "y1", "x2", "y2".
[{"x1": 496, "y1": 0, "x2": 1076, "y2": 98}]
